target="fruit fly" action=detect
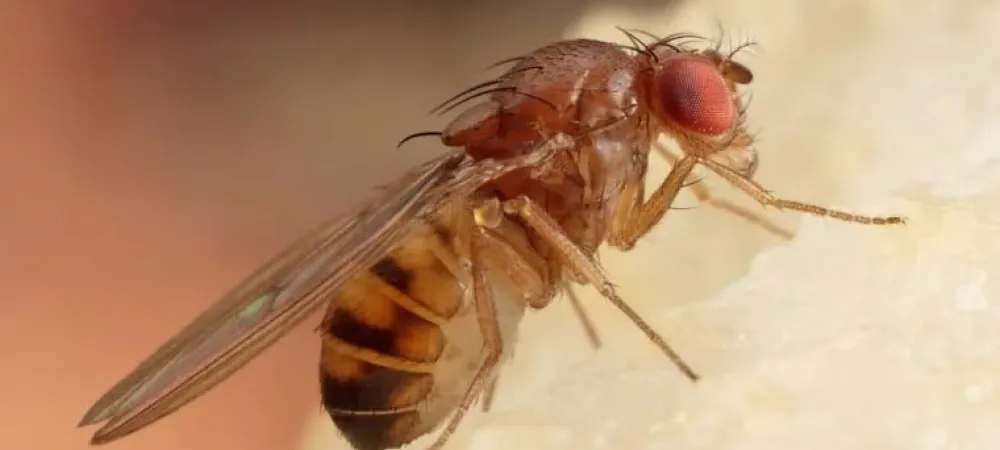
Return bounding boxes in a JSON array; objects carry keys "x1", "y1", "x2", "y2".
[{"x1": 78, "y1": 29, "x2": 906, "y2": 450}]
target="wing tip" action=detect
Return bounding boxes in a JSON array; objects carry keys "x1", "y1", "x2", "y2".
[
  {"x1": 78, "y1": 407, "x2": 108, "y2": 428},
  {"x1": 89, "y1": 432, "x2": 116, "y2": 446},
  {"x1": 78, "y1": 411, "x2": 110, "y2": 447},
  {"x1": 84, "y1": 423, "x2": 125, "y2": 446}
]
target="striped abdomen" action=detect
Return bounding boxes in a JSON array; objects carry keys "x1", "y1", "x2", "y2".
[{"x1": 318, "y1": 217, "x2": 527, "y2": 450}]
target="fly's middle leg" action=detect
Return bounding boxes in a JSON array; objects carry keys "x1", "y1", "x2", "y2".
[
  {"x1": 474, "y1": 198, "x2": 601, "y2": 349},
  {"x1": 499, "y1": 195, "x2": 699, "y2": 382}
]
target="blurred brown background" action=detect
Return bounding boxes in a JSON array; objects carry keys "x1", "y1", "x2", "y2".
[{"x1": 0, "y1": 1, "x2": 681, "y2": 450}]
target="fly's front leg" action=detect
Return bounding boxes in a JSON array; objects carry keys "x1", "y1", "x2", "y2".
[
  {"x1": 610, "y1": 143, "x2": 905, "y2": 250},
  {"x1": 608, "y1": 153, "x2": 698, "y2": 251},
  {"x1": 699, "y1": 157, "x2": 907, "y2": 225},
  {"x1": 652, "y1": 141, "x2": 795, "y2": 240},
  {"x1": 653, "y1": 141, "x2": 719, "y2": 201},
  {"x1": 501, "y1": 195, "x2": 699, "y2": 381}
]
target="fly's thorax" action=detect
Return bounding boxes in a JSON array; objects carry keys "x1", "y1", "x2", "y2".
[
  {"x1": 441, "y1": 39, "x2": 641, "y2": 161},
  {"x1": 440, "y1": 38, "x2": 649, "y2": 257}
]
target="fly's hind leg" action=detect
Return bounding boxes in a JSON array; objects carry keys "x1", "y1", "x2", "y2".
[
  {"x1": 500, "y1": 195, "x2": 699, "y2": 381},
  {"x1": 464, "y1": 212, "x2": 561, "y2": 413},
  {"x1": 480, "y1": 287, "x2": 605, "y2": 415},
  {"x1": 426, "y1": 230, "x2": 507, "y2": 450},
  {"x1": 428, "y1": 196, "x2": 567, "y2": 444}
]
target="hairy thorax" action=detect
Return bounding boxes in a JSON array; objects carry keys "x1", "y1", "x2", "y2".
[{"x1": 442, "y1": 39, "x2": 651, "y2": 260}]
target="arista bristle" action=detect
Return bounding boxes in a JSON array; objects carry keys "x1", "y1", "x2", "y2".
[{"x1": 656, "y1": 56, "x2": 736, "y2": 136}]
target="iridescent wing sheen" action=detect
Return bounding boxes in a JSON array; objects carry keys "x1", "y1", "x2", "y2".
[{"x1": 78, "y1": 150, "x2": 473, "y2": 445}]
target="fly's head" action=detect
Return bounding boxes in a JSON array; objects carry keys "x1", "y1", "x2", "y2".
[{"x1": 636, "y1": 39, "x2": 755, "y2": 157}]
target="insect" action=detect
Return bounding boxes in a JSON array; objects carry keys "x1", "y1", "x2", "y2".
[{"x1": 78, "y1": 28, "x2": 905, "y2": 450}]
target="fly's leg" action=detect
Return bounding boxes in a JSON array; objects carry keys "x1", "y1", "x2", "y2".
[
  {"x1": 480, "y1": 378, "x2": 500, "y2": 414},
  {"x1": 500, "y1": 195, "x2": 699, "y2": 381},
  {"x1": 611, "y1": 146, "x2": 905, "y2": 250},
  {"x1": 462, "y1": 234, "x2": 602, "y2": 407},
  {"x1": 475, "y1": 199, "x2": 600, "y2": 348},
  {"x1": 468, "y1": 216, "x2": 557, "y2": 308},
  {"x1": 652, "y1": 142, "x2": 795, "y2": 241},
  {"x1": 424, "y1": 131, "x2": 578, "y2": 421},
  {"x1": 443, "y1": 200, "x2": 562, "y2": 417},
  {"x1": 609, "y1": 153, "x2": 699, "y2": 251},
  {"x1": 699, "y1": 157, "x2": 907, "y2": 226},
  {"x1": 467, "y1": 207, "x2": 562, "y2": 413},
  {"x1": 565, "y1": 285, "x2": 601, "y2": 350},
  {"x1": 653, "y1": 141, "x2": 721, "y2": 202},
  {"x1": 426, "y1": 231, "x2": 507, "y2": 450}
]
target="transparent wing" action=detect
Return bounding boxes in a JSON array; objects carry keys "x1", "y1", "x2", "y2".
[{"x1": 78, "y1": 150, "x2": 472, "y2": 445}]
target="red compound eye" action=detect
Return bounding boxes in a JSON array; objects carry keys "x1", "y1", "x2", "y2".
[{"x1": 656, "y1": 57, "x2": 736, "y2": 136}]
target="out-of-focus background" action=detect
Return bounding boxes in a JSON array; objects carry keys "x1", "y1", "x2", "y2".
[{"x1": 6, "y1": 1, "x2": 1000, "y2": 450}]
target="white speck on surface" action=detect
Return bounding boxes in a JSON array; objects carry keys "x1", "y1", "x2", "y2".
[
  {"x1": 919, "y1": 428, "x2": 950, "y2": 450},
  {"x1": 955, "y1": 271, "x2": 989, "y2": 312},
  {"x1": 964, "y1": 383, "x2": 989, "y2": 403}
]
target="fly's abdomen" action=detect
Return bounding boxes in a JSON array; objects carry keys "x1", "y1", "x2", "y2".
[{"x1": 319, "y1": 226, "x2": 466, "y2": 450}]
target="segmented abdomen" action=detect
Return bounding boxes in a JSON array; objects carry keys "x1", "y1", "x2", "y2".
[{"x1": 318, "y1": 220, "x2": 470, "y2": 450}]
